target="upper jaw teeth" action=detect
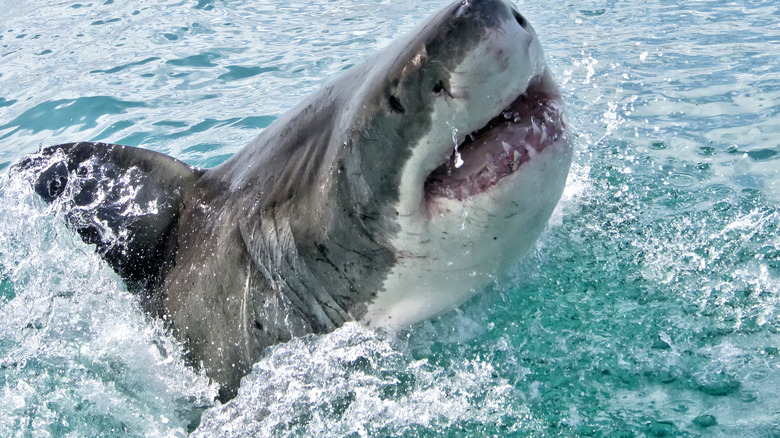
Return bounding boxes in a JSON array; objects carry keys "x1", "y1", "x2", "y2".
[
  {"x1": 449, "y1": 94, "x2": 563, "y2": 170},
  {"x1": 502, "y1": 141, "x2": 512, "y2": 154}
]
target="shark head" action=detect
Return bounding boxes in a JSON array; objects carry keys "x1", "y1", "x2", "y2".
[{"x1": 339, "y1": 0, "x2": 573, "y2": 327}]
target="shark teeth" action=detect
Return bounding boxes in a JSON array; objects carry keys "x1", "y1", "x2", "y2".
[
  {"x1": 502, "y1": 141, "x2": 513, "y2": 154},
  {"x1": 424, "y1": 77, "x2": 566, "y2": 201}
]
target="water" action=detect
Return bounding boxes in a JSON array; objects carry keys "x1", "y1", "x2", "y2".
[{"x1": 1, "y1": 0, "x2": 778, "y2": 436}]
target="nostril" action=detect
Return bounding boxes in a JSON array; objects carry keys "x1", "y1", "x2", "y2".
[{"x1": 513, "y1": 10, "x2": 527, "y2": 28}]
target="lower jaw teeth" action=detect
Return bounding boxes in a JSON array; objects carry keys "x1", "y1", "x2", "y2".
[{"x1": 512, "y1": 150, "x2": 522, "y2": 169}]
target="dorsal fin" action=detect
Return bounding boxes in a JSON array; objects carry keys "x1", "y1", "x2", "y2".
[{"x1": 13, "y1": 142, "x2": 204, "y2": 293}]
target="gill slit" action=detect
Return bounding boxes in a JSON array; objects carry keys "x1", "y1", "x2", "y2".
[{"x1": 242, "y1": 258, "x2": 252, "y2": 358}]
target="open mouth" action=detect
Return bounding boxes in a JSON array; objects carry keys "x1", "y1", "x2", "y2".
[{"x1": 424, "y1": 76, "x2": 565, "y2": 201}]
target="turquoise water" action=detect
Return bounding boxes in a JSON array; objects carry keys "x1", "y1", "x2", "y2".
[{"x1": 1, "y1": 0, "x2": 779, "y2": 436}]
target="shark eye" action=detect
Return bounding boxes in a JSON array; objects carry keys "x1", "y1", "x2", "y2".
[
  {"x1": 389, "y1": 95, "x2": 405, "y2": 114},
  {"x1": 432, "y1": 81, "x2": 445, "y2": 94}
]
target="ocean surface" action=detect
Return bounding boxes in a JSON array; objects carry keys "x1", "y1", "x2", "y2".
[{"x1": 1, "y1": 0, "x2": 778, "y2": 436}]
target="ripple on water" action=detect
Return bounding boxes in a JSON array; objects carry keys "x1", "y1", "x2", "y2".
[
  {"x1": 0, "y1": 97, "x2": 146, "y2": 141},
  {"x1": 0, "y1": 0, "x2": 779, "y2": 435}
]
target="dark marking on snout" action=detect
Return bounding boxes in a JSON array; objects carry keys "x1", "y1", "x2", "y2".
[{"x1": 513, "y1": 10, "x2": 528, "y2": 28}]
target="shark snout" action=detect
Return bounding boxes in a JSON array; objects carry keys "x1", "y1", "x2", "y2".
[{"x1": 452, "y1": 0, "x2": 525, "y2": 29}]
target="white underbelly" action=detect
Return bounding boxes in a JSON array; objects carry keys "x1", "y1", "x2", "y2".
[{"x1": 361, "y1": 137, "x2": 570, "y2": 328}]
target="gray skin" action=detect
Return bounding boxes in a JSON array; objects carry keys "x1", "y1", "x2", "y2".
[{"x1": 13, "y1": 0, "x2": 571, "y2": 401}]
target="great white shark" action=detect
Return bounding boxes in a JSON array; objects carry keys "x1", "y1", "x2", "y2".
[{"x1": 13, "y1": 0, "x2": 572, "y2": 400}]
